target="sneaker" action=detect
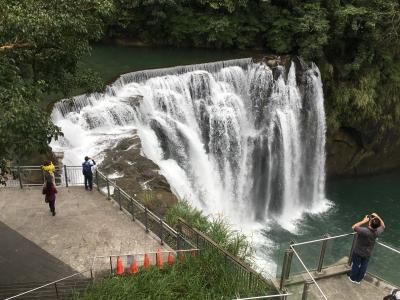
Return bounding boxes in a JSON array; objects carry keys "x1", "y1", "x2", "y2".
[
  {"x1": 347, "y1": 276, "x2": 360, "y2": 284},
  {"x1": 52, "y1": 211, "x2": 56, "y2": 216}
]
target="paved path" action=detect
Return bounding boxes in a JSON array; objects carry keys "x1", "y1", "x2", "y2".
[
  {"x1": 0, "y1": 187, "x2": 165, "y2": 283},
  {"x1": 0, "y1": 221, "x2": 76, "y2": 284}
]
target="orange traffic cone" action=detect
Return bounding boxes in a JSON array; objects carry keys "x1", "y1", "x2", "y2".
[
  {"x1": 156, "y1": 248, "x2": 163, "y2": 268},
  {"x1": 143, "y1": 253, "x2": 150, "y2": 269},
  {"x1": 116, "y1": 256, "x2": 124, "y2": 275},
  {"x1": 167, "y1": 252, "x2": 174, "y2": 265},
  {"x1": 129, "y1": 256, "x2": 138, "y2": 273}
]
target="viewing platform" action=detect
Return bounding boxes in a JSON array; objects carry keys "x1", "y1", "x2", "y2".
[
  {"x1": 273, "y1": 233, "x2": 400, "y2": 300},
  {"x1": 0, "y1": 186, "x2": 166, "y2": 284}
]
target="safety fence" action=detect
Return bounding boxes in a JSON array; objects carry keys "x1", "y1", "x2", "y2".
[
  {"x1": 93, "y1": 248, "x2": 200, "y2": 278},
  {"x1": 278, "y1": 232, "x2": 400, "y2": 299},
  {"x1": 4, "y1": 269, "x2": 92, "y2": 300},
  {"x1": 4, "y1": 165, "x2": 84, "y2": 188},
  {"x1": 178, "y1": 218, "x2": 272, "y2": 293}
]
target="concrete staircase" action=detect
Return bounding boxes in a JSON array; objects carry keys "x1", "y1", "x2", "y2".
[{"x1": 0, "y1": 278, "x2": 91, "y2": 300}]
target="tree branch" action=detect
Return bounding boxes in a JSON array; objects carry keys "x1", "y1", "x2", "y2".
[{"x1": 0, "y1": 43, "x2": 31, "y2": 53}]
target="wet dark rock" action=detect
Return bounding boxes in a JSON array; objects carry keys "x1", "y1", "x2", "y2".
[
  {"x1": 122, "y1": 95, "x2": 143, "y2": 108},
  {"x1": 99, "y1": 132, "x2": 178, "y2": 216}
]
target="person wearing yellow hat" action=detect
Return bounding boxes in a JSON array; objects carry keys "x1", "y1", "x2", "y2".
[{"x1": 42, "y1": 161, "x2": 56, "y2": 186}]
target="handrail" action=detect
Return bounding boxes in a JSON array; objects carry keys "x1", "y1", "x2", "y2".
[
  {"x1": 94, "y1": 248, "x2": 200, "y2": 258},
  {"x1": 290, "y1": 232, "x2": 355, "y2": 247},
  {"x1": 289, "y1": 245, "x2": 328, "y2": 300},
  {"x1": 178, "y1": 218, "x2": 254, "y2": 272},
  {"x1": 5, "y1": 269, "x2": 90, "y2": 300},
  {"x1": 233, "y1": 294, "x2": 292, "y2": 300},
  {"x1": 377, "y1": 241, "x2": 400, "y2": 255}
]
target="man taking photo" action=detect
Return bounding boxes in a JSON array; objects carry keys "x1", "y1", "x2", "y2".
[{"x1": 348, "y1": 212, "x2": 385, "y2": 284}]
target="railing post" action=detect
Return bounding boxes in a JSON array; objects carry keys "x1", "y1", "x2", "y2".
[
  {"x1": 95, "y1": 170, "x2": 99, "y2": 191},
  {"x1": 64, "y1": 165, "x2": 68, "y2": 187},
  {"x1": 281, "y1": 288, "x2": 288, "y2": 300},
  {"x1": 317, "y1": 234, "x2": 329, "y2": 273},
  {"x1": 54, "y1": 282, "x2": 59, "y2": 299},
  {"x1": 285, "y1": 241, "x2": 294, "y2": 279},
  {"x1": 116, "y1": 187, "x2": 122, "y2": 210},
  {"x1": 177, "y1": 232, "x2": 181, "y2": 250},
  {"x1": 301, "y1": 280, "x2": 313, "y2": 300},
  {"x1": 144, "y1": 207, "x2": 149, "y2": 233},
  {"x1": 129, "y1": 198, "x2": 135, "y2": 221},
  {"x1": 176, "y1": 221, "x2": 182, "y2": 250},
  {"x1": 106, "y1": 178, "x2": 110, "y2": 200},
  {"x1": 160, "y1": 219, "x2": 164, "y2": 245},
  {"x1": 248, "y1": 271, "x2": 253, "y2": 289},
  {"x1": 348, "y1": 234, "x2": 357, "y2": 266},
  {"x1": 17, "y1": 166, "x2": 23, "y2": 189},
  {"x1": 280, "y1": 248, "x2": 293, "y2": 290}
]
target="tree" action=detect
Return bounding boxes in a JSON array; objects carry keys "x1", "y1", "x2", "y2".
[{"x1": 0, "y1": 0, "x2": 114, "y2": 184}]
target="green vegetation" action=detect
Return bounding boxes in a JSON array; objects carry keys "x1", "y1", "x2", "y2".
[
  {"x1": 109, "y1": 0, "x2": 400, "y2": 146},
  {"x1": 75, "y1": 252, "x2": 268, "y2": 300},
  {"x1": 165, "y1": 201, "x2": 252, "y2": 260},
  {"x1": 75, "y1": 201, "x2": 266, "y2": 299},
  {"x1": 0, "y1": 0, "x2": 113, "y2": 183},
  {"x1": 2, "y1": 0, "x2": 400, "y2": 178}
]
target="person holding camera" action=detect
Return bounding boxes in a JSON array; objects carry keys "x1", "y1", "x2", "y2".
[
  {"x1": 82, "y1": 156, "x2": 96, "y2": 191},
  {"x1": 348, "y1": 212, "x2": 385, "y2": 284}
]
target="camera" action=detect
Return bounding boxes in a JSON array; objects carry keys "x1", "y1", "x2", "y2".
[{"x1": 367, "y1": 214, "x2": 374, "y2": 220}]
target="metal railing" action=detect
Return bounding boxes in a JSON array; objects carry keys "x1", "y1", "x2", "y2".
[
  {"x1": 177, "y1": 218, "x2": 273, "y2": 294},
  {"x1": 278, "y1": 232, "x2": 400, "y2": 299},
  {"x1": 5, "y1": 269, "x2": 93, "y2": 300},
  {"x1": 233, "y1": 294, "x2": 292, "y2": 300},
  {"x1": 3, "y1": 165, "x2": 85, "y2": 187},
  {"x1": 92, "y1": 248, "x2": 201, "y2": 278}
]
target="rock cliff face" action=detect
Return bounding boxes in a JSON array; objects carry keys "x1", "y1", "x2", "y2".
[
  {"x1": 262, "y1": 55, "x2": 400, "y2": 178},
  {"x1": 326, "y1": 127, "x2": 400, "y2": 178},
  {"x1": 99, "y1": 133, "x2": 178, "y2": 216}
]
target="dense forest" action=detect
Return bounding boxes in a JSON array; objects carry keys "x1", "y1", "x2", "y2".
[{"x1": 1, "y1": 0, "x2": 400, "y2": 180}]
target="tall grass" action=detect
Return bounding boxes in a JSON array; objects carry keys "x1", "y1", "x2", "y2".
[
  {"x1": 165, "y1": 201, "x2": 253, "y2": 260},
  {"x1": 74, "y1": 251, "x2": 269, "y2": 300}
]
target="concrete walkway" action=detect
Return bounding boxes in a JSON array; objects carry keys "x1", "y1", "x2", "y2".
[
  {"x1": 0, "y1": 221, "x2": 76, "y2": 284},
  {"x1": 0, "y1": 187, "x2": 165, "y2": 282}
]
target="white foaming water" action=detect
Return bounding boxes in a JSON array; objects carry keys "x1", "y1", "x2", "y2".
[{"x1": 51, "y1": 58, "x2": 329, "y2": 272}]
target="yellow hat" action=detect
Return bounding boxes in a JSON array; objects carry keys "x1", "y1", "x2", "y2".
[{"x1": 42, "y1": 162, "x2": 55, "y2": 173}]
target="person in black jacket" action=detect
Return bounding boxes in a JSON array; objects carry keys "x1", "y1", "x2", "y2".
[{"x1": 82, "y1": 156, "x2": 96, "y2": 190}]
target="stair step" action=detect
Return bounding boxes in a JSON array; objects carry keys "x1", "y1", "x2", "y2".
[{"x1": 0, "y1": 279, "x2": 90, "y2": 299}]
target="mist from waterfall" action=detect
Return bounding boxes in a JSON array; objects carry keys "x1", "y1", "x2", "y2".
[{"x1": 51, "y1": 58, "x2": 328, "y2": 231}]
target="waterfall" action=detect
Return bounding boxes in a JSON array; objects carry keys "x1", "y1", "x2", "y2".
[{"x1": 51, "y1": 58, "x2": 327, "y2": 223}]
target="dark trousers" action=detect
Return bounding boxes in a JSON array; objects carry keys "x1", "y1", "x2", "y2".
[
  {"x1": 84, "y1": 173, "x2": 93, "y2": 190},
  {"x1": 349, "y1": 252, "x2": 369, "y2": 282},
  {"x1": 48, "y1": 200, "x2": 55, "y2": 213}
]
